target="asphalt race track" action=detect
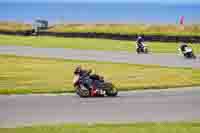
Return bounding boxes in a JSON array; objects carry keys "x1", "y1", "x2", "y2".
[
  {"x1": 0, "y1": 87, "x2": 200, "y2": 128},
  {"x1": 0, "y1": 45, "x2": 200, "y2": 127},
  {"x1": 0, "y1": 46, "x2": 199, "y2": 68}
]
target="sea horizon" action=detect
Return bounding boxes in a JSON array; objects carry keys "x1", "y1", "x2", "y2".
[{"x1": 1, "y1": 2, "x2": 200, "y2": 24}]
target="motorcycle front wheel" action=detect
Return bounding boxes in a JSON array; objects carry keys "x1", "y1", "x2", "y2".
[
  {"x1": 76, "y1": 85, "x2": 90, "y2": 98},
  {"x1": 185, "y1": 52, "x2": 196, "y2": 59}
]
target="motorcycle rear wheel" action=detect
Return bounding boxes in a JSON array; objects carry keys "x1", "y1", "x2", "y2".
[
  {"x1": 136, "y1": 48, "x2": 141, "y2": 54},
  {"x1": 144, "y1": 48, "x2": 148, "y2": 54},
  {"x1": 104, "y1": 82, "x2": 118, "y2": 97}
]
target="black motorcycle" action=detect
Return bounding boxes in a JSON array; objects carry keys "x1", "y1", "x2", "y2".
[
  {"x1": 73, "y1": 74, "x2": 118, "y2": 97},
  {"x1": 179, "y1": 47, "x2": 196, "y2": 59}
]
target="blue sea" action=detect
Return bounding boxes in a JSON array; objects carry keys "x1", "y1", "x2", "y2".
[{"x1": 1, "y1": 2, "x2": 200, "y2": 24}]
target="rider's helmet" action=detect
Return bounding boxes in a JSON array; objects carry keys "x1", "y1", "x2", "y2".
[
  {"x1": 137, "y1": 36, "x2": 143, "y2": 44},
  {"x1": 179, "y1": 43, "x2": 188, "y2": 51},
  {"x1": 74, "y1": 65, "x2": 82, "y2": 75},
  {"x1": 99, "y1": 76, "x2": 104, "y2": 82}
]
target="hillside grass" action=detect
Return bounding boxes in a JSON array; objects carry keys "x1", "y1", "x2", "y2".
[
  {"x1": 0, "y1": 22, "x2": 31, "y2": 32},
  {"x1": 1, "y1": 22, "x2": 200, "y2": 36},
  {"x1": 0, "y1": 55, "x2": 199, "y2": 94},
  {"x1": 48, "y1": 24, "x2": 200, "y2": 36}
]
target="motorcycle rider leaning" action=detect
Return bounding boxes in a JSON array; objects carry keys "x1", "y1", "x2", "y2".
[{"x1": 136, "y1": 36, "x2": 144, "y2": 49}]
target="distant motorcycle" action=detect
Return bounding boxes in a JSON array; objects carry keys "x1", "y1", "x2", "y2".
[
  {"x1": 73, "y1": 74, "x2": 118, "y2": 97},
  {"x1": 178, "y1": 46, "x2": 196, "y2": 59},
  {"x1": 136, "y1": 43, "x2": 149, "y2": 54}
]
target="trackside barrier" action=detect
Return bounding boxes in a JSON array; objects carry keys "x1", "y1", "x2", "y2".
[{"x1": 0, "y1": 30, "x2": 200, "y2": 43}]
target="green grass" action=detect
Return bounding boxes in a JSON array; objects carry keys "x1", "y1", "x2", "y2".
[
  {"x1": 0, "y1": 35, "x2": 200, "y2": 54},
  {"x1": 1, "y1": 122, "x2": 200, "y2": 133},
  {"x1": 0, "y1": 55, "x2": 199, "y2": 94}
]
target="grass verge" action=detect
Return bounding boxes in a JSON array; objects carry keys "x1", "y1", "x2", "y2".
[
  {"x1": 1, "y1": 122, "x2": 200, "y2": 133},
  {"x1": 0, "y1": 35, "x2": 200, "y2": 54},
  {"x1": 0, "y1": 55, "x2": 199, "y2": 94}
]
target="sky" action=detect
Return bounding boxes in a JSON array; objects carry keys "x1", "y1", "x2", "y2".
[{"x1": 2, "y1": 0, "x2": 200, "y2": 4}]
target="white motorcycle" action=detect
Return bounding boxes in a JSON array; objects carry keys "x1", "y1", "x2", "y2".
[{"x1": 178, "y1": 47, "x2": 196, "y2": 59}]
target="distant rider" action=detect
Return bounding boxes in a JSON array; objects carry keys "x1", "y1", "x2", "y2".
[
  {"x1": 136, "y1": 36, "x2": 144, "y2": 49},
  {"x1": 178, "y1": 43, "x2": 189, "y2": 56}
]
